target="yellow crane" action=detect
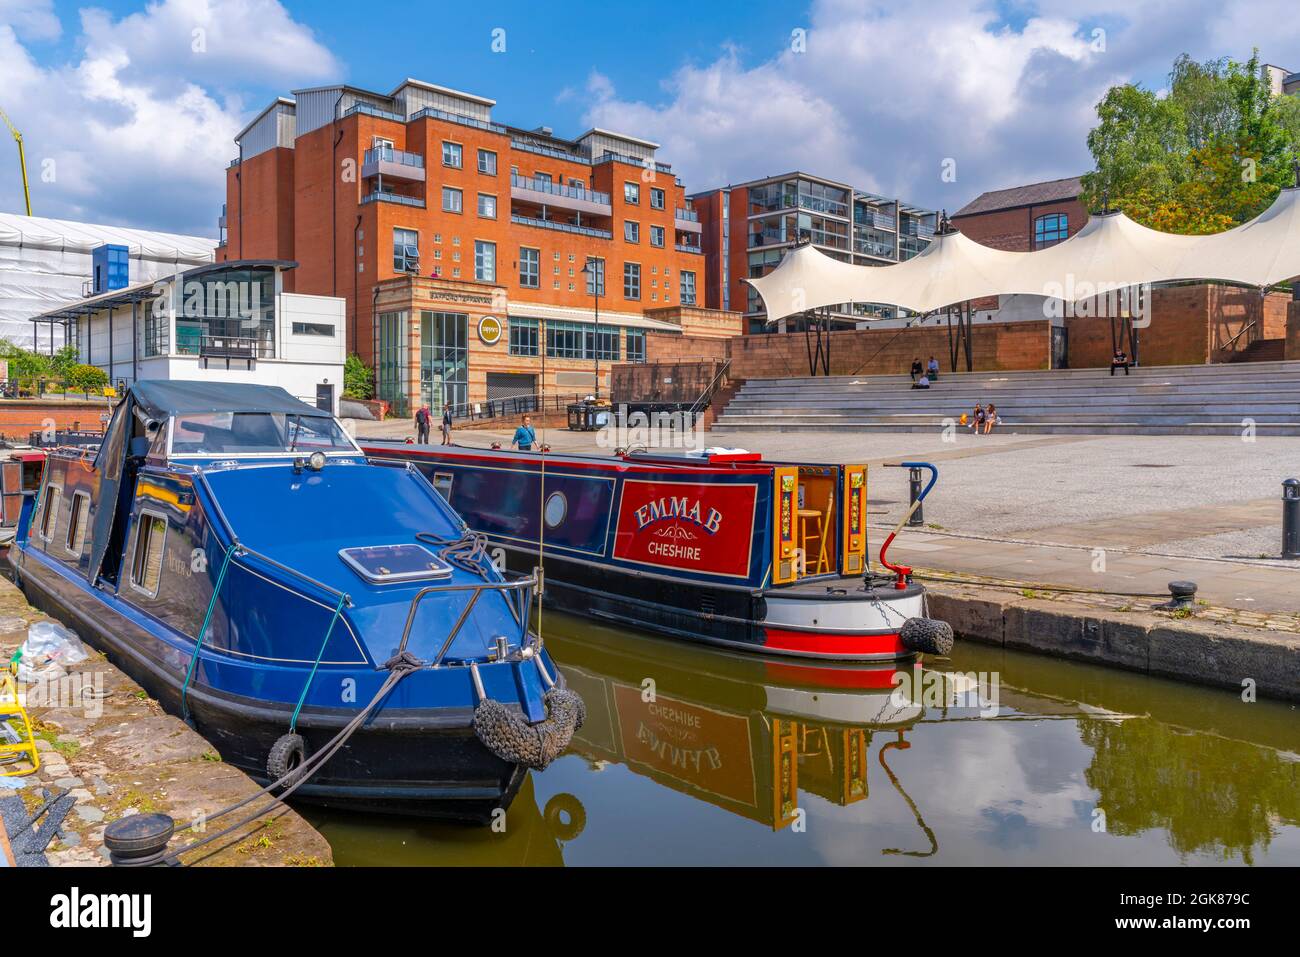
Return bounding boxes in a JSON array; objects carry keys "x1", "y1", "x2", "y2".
[{"x1": 0, "y1": 104, "x2": 32, "y2": 216}]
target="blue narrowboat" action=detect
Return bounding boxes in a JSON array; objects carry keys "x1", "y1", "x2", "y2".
[
  {"x1": 12, "y1": 381, "x2": 580, "y2": 821},
  {"x1": 361, "y1": 442, "x2": 951, "y2": 661}
]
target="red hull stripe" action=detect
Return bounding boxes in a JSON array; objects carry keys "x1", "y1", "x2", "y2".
[
  {"x1": 763, "y1": 662, "x2": 905, "y2": 689},
  {"x1": 763, "y1": 628, "x2": 907, "y2": 657}
]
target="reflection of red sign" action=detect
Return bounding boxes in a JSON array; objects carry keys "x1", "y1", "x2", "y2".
[
  {"x1": 614, "y1": 684, "x2": 755, "y2": 806},
  {"x1": 613, "y1": 479, "x2": 757, "y2": 578}
]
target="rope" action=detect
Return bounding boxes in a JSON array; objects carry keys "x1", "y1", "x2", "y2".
[
  {"x1": 289, "y1": 593, "x2": 348, "y2": 734},
  {"x1": 180, "y1": 542, "x2": 237, "y2": 722},
  {"x1": 415, "y1": 529, "x2": 492, "y2": 576},
  {"x1": 164, "y1": 653, "x2": 422, "y2": 865}
]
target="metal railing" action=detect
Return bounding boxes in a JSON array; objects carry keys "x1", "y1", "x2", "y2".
[
  {"x1": 447, "y1": 391, "x2": 587, "y2": 422},
  {"x1": 361, "y1": 190, "x2": 425, "y2": 208},
  {"x1": 194, "y1": 335, "x2": 275, "y2": 359},
  {"x1": 409, "y1": 106, "x2": 507, "y2": 134},
  {"x1": 342, "y1": 102, "x2": 405, "y2": 123},
  {"x1": 675, "y1": 242, "x2": 702, "y2": 254},
  {"x1": 510, "y1": 173, "x2": 610, "y2": 206},
  {"x1": 396, "y1": 570, "x2": 537, "y2": 666},
  {"x1": 363, "y1": 146, "x2": 424, "y2": 169},
  {"x1": 511, "y1": 139, "x2": 590, "y2": 164},
  {"x1": 674, "y1": 207, "x2": 699, "y2": 222},
  {"x1": 510, "y1": 214, "x2": 611, "y2": 239},
  {"x1": 596, "y1": 150, "x2": 673, "y2": 174}
]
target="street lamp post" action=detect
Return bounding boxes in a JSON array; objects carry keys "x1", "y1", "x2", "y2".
[{"x1": 582, "y1": 257, "x2": 602, "y2": 400}]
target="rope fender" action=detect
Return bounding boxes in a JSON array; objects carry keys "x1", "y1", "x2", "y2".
[
  {"x1": 469, "y1": 658, "x2": 585, "y2": 770},
  {"x1": 900, "y1": 617, "x2": 955, "y2": 656}
]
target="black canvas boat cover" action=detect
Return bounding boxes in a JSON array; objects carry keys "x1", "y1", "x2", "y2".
[{"x1": 86, "y1": 381, "x2": 328, "y2": 584}]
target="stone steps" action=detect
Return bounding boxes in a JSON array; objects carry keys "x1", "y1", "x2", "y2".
[{"x1": 714, "y1": 360, "x2": 1300, "y2": 436}]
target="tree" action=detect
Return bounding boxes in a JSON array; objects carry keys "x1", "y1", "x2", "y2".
[
  {"x1": 1082, "y1": 50, "x2": 1300, "y2": 233},
  {"x1": 342, "y1": 353, "x2": 374, "y2": 400}
]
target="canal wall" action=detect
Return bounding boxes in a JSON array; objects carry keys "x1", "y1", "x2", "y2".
[
  {"x1": 926, "y1": 581, "x2": 1300, "y2": 702},
  {"x1": 0, "y1": 575, "x2": 332, "y2": 867}
]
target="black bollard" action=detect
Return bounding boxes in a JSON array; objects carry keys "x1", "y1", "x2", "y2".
[
  {"x1": 1157, "y1": 580, "x2": 1198, "y2": 611},
  {"x1": 908, "y1": 467, "x2": 924, "y2": 527},
  {"x1": 1284, "y1": 479, "x2": 1300, "y2": 560},
  {"x1": 103, "y1": 812, "x2": 175, "y2": 866}
]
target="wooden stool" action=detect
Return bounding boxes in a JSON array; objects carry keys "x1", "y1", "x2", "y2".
[{"x1": 797, "y1": 507, "x2": 824, "y2": 575}]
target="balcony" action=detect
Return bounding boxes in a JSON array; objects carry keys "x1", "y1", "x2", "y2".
[
  {"x1": 512, "y1": 139, "x2": 591, "y2": 164},
  {"x1": 675, "y1": 242, "x2": 702, "y2": 254},
  {"x1": 409, "y1": 106, "x2": 506, "y2": 134},
  {"x1": 674, "y1": 207, "x2": 701, "y2": 234},
  {"x1": 362, "y1": 147, "x2": 426, "y2": 182},
  {"x1": 511, "y1": 213, "x2": 611, "y2": 239},
  {"x1": 510, "y1": 174, "x2": 611, "y2": 216},
  {"x1": 361, "y1": 190, "x2": 426, "y2": 208}
]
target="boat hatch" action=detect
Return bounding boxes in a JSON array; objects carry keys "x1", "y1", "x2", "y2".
[{"x1": 339, "y1": 543, "x2": 453, "y2": 584}]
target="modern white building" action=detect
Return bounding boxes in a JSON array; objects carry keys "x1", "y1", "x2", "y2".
[
  {"x1": 30, "y1": 260, "x2": 347, "y2": 413},
  {"x1": 0, "y1": 213, "x2": 216, "y2": 350}
]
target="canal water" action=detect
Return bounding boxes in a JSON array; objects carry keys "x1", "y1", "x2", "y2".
[{"x1": 307, "y1": 614, "x2": 1300, "y2": 866}]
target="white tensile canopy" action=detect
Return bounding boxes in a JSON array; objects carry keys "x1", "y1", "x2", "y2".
[{"x1": 746, "y1": 187, "x2": 1300, "y2": 322}]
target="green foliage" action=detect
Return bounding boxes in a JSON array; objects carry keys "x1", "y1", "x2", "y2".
[
  {"x1": 343, "y1": 353, "x2": 374, "y2": 400},
  {"x1": 64, "y1": 363, "x2": 109, "y2": 393},
  {"x1": 1081, "y1": 50, "x2": 1300, "y2": 234}
]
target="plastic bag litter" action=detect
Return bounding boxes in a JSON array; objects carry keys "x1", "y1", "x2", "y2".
[{"x1": 14, "y1": 621, "x2": 88, "y2": 683}]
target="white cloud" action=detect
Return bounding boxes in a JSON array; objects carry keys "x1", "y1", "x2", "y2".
[
  {"x1": 581, "y1": 0, "x2": 1300, "y2": 213},
  {"x1": 0, "y1": 0, "x2": 340, "y2": 235},
  {"x1": 0, "y1": 0, "x2": 61, "y2": 41}
]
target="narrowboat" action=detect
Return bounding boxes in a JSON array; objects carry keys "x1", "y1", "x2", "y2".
[
  {"x1": 361, "y1": 441, "x2": 952, "y2": 661},
  {"x1": 11, "y1": 381, "x2": 581, "y2": 821}
]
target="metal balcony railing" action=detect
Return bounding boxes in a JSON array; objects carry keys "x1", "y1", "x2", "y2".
[
  {"x1": 512, "y1": 139, "x2": 591, "y2": 164},
  {"x1": 511, "y1": 214, "x2": 611, "y2": 239},
  {"x1": 675, "y1": 243, "x2": 702, "y2": 254},
  {"x1": 361, "y1": 190, "x2": 425, "y2": 208},
  {"x1": 363, "y1": 146, "x2": 425, "y2": 169},
  {"x1": 510, "y1": 174, "x2": 610, "y2": 206},
  {"x1": 674, "y1": 207, "x2": 699, "y2": 222},
  {"x1": 408, "y1": 106, "x2": 507, "y2": 134}
]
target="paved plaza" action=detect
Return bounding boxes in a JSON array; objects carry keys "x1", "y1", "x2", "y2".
[{"x1": 353, "y1": 417, "x2": 1300, "y2": 615}]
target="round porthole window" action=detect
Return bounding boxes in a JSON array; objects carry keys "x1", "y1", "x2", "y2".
[{"x1": 544, "y1": 491, "x2": 567, "y2": 528}]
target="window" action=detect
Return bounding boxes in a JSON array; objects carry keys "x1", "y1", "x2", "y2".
[
  {"x1": 624, "y1": 182, "x2": 640, "y2": 204},
  {"x1": 66, "y1": 491, "x2": 89, "y2": 555},
  {"x1": 442, "y1": 187, "x2": 463, "y2": 213},
  {"x1": 130, "y1": 511, "x2": 167, "y2": 597},
  {"x1": 1034, "y1": 213, "x2": 1068, "y2": 249},
  {"x1": 39, "y1": 486, "x2": 61, "y2": 542},
  {"x1": 477, "y1": 149, "x2": 497, "y2": 175},
  {"x1": 519, "y1": 247, "x2": 540, "y2": 288},
  {"x1": 475, "y1": 240, "x2": 496, "y2": 282},
  {"x1": 624, "y1": 221, "x2": 639, "y2": 243},
  {"x1": 442, "y1": 141, "x2": 463, "y2": 168},
  {"x1": 626, "y1": 329, "x2": 646, "y2": 362},
  {"x1": 650, "y1": 187, "x2": 665, "y2": 210},
  {"x1": 594, "y1": 325, "x2": 620, "y2": 361},
  {"x1": 680, "y1": 270, "x2": 697, "y2": 306},
  {"x1": 510, "y1": 317, "x2": 539, "y2": 356},
  {"x1": 544, "y1": 320, "x2": 618, "y2": 360},
  {"x1": 584, "y1": 257, "x2": 605, "y2": 296},
  {"x1": 477, "y1": 193, "x2": 497, "y2": 218},
  {"x1": 292, "y1": 322, "x2": 335, "y2": 337},
  {"x1": 393, "y1": 228, "x2": 419, "y2": 273},
  {"x1": 650, "y1": 225, "x2": 665, "y2": 247},
  {"x1": 623, "y1": 262, "x2": 641, "y2": 300}
]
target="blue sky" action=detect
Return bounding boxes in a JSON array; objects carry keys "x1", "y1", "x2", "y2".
[{"x1": 1, "y1": 0, "x2": 1294, "y2": 236}]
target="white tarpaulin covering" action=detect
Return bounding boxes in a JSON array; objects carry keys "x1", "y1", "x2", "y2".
[
  {"x1": 747, "y1": 186, "x2": 1300, "y2": 321},
  {"x1": 0, "y1": 213, "x2": 216, "y2": 350}
]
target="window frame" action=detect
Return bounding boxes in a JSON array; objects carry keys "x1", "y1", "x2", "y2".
[
  {"x1": 65, "y1": 490, "x2": 90, "y2": 556},
  {"x1": 477, "y1": 192, "x2": 497, "y2": 219},
  {"x1": 519, "y1": 246, "x2": 540, "y2": 289},
  {"x1": 624, "y1": 221, "x2": 640, "y2": 244},
  {"x1": 128, "y1": 508, "x2": 169, "y2": 599},
  {"x1": 649, "y1": 225, "x2": 665, "y2": 248},
  {"x1": 1033, "y1": 212, "x2": 1069, "y2": 250},
  {"x1": 477, "y1": 149, "x2": 497, "y2": 175},
  {"x1": 442, "y1": 187, "x2": 463, "y2": 214},
  {"x1": 624, "y1": 182, "x2": 640, "y2": 205},
  {"x1": 474, "y1": 240, "x2": 497, "y2": 282},
  {"x1": 650, "y1": 187, "x2": 665, "y2": 210},
  {"x1": 442, "y1": 141, "x2": 463, "y2": 169},
  {"x1": 38, "y1": 485, "x2": 61, "y2": 543},
  {"x1": 680, "y1": 269, "x2": 697, "y2": 306},
  {"x1": 623, "y1": 261, "x2": 641, "y2": 300}
]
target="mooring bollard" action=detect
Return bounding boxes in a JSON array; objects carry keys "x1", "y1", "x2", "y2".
[
  {"x1": 103, "y1": 812, "x2": 176, "y2": 866},
  {"x1": 908, "y1": 466, "x2": 924, "y2": 527},
  {"x1": 1284, "y1": 479, "x2": 1300, "y2": 560}
]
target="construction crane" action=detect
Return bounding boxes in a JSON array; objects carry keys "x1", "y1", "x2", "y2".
[{"x1": 0, "y1": 104, "x2": 32, "y2": 216}]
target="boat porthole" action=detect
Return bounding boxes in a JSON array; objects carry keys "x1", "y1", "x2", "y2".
[{"x1": 544, "y1": 491, "x2": 567, "y2": 528}]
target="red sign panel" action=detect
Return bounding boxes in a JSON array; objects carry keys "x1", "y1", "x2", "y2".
[{"x1": 612, "y1": 479, "x2": 758, "y2": 578}]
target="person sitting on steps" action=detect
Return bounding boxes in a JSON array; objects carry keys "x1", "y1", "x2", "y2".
[
  {"x1": 912, "y1": 373, "x2": 931, "y2": 390},
  {"x1": 910, "y1": 357, "x2": 923, "y2": 383},
  {"x1": 927, "y1": 355, "x2": 940, "y2": 382},
  {"x1": 984, "y1": 402, "x2": 998, "y2": 434},
  {"x1": 1111, "y1": 348, "x2": 1130, "y2": 376}
]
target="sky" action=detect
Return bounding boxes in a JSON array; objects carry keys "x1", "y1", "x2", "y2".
[{"x1": 0, "y1": 0, "x2": 1296, "y2": 238}]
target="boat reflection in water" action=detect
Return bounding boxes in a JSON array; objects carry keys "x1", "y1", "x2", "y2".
[{"x1": 309, "y1": 612, "x2": 1300, "y2": 866}]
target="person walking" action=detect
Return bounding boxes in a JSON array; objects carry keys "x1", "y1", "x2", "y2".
[
  {"x1": 414, "y1": 404, "x2": 430, "y2": 444},
  {"x1": 511, "y1": 414, "x2": 537, "y2": 452},
  {"x1": 927, "y1": 356, "x2": 940, "y2": 382},
  {"x1": 440, "y1": 404, "x2": 453, "y2": 444},
  {"x1": 910, "y1": 357, "x2": 923, "y2": 383}
]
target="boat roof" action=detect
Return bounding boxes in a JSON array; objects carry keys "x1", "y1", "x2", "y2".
[
  {"x1": 362, "y1": 440, "x2": 775, "y2": 474},
  {"x1": 131, "y1": 380, "x2": 328, "y2": 420}
]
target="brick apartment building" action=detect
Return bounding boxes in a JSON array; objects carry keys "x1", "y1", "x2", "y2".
[
  {"x1": 218, "y1": 78, "x2": 739, "y2": 415},
  {"x1": 690, "y1": 172, "x2": 937, "y2": 333}
]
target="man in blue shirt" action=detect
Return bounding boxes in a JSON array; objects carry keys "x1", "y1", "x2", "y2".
[{"x1": 511, "y1": 414, "x2": 536, "y2": 452}]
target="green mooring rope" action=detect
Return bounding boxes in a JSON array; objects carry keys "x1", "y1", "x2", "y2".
[
  {"x1": 180, "y1": 542, "x2": 238, "y2": 722},
  {"x1": 289, "y1": 593, "x2": 349, "y2": 734}
]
